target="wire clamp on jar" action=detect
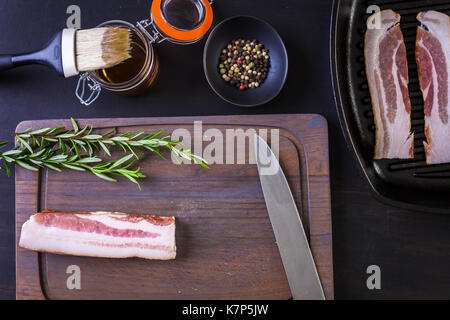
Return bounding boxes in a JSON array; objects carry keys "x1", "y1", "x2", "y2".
[
  {"x1": 75, "y1": 73, "x2": 102, "y2": 106},
  {"x1": 136, "y1": 18, "x2": 165, "y2": 44}
]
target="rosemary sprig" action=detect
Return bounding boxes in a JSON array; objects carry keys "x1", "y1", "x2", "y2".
[
  {"x1": 14, "y1": 118, "x2": 208, "y2": 168},
  {"x1": 0, "y1": 118, "x2": 207, "y2": 189},
  {"x1": 0, "y1": 140, "x2": 146, "y2": 188}
]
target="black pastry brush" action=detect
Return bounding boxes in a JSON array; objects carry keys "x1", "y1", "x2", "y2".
[{"x1": 0, "y1": 27, "x2": 131, "y2": 77}]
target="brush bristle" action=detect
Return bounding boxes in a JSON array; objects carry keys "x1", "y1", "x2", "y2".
[{"x1": 75, "y1": 27, "x2": 131, "y2": 72}]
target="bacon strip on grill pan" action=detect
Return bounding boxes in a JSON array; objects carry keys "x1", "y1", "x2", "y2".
[
  {"x1": 19, "y1": 210, "x2": 176, "y2": 260},
  {"x1": 416, "y1": 11, "x2": 450, "y2": 165},
  {"x1": 365, "y1": 9, "x2": 414, "y2": 159}
]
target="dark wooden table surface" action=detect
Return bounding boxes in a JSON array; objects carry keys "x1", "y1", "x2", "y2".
[{"x1": 1, "y1": 0, "x2": 450, "y2": 300}]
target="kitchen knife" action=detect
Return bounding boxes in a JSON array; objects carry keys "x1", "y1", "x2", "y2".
[{"x1": 254, "y1": 134, "x2": 325, "y2": 300}]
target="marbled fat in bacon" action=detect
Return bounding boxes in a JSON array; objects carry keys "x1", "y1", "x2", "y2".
[
  {"x1": 365, "y1": 9, "x2": 414, "y2": 159},
  {"x1": 416, "y1": 11, "x2": 450, "y2": 164},
  {"x1": 19, "y1": 210, "x2": 176, "y2": 260}
]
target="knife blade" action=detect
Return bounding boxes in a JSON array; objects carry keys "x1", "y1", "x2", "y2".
[{"x1": 254, "y1": 134, "x2": 325, "y2": 300}]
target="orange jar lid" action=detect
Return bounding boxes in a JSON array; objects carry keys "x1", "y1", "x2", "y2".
[{"x1": 151, "y1": 0, "x2": 213, "y2": 42}]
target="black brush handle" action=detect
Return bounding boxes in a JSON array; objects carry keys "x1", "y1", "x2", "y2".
[
  {"x1": 0, "y1": 31, "x2": 64, "y2": 76},
  {"x1": 0, "y1": 53, "x2": 47, "y2": 72},
  {"x1": 0, "y1": 55, "x2": 13, "y2": 72}
]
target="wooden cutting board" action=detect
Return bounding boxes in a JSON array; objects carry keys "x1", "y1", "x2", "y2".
[{"x1": 15, "y1": 114, "x2": 333, "y2": 300}]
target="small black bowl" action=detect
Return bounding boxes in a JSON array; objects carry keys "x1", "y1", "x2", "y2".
[{"x1": 203, "y1": 16, "x2": 288, "y2": 107}]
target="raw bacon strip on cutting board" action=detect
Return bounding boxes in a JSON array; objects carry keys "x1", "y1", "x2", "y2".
[
  {"x1": 19, "y1": 210, "x2": 176, "y2": 260},
  {"x1": 365, "y1": 9, "x2": 414, "y2": 159},
  {"x1": 416, "y1": 11, "x2": 450, "y2": 165}
]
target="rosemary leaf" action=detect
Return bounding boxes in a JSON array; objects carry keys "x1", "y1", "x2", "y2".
[
  {"x1": 17, "y1": 137, "x2": 33, "y2": 153},
  {"x1": 71, "y1": 118, "x2": 79, "y2": 133},
  {"x1": 109, "y1": 154, "x2": 134, "y2": 170},
  {"x1": 2, "y1": 149, "x2": 22, "y2": 157},
  {"x1": 57, "y1": 133, "x2": 76, "y2": 139},
  {"x1": 75, "y1": 157, "x2": 102, "y2": 164},
  {"x1": 62, "y1": 164, "x2": 86, "y2": 172},
  {"x1": 92, "y1": 171, "x2": 117, "y2": 182},
  {"x1": 43, "y1": 163, "x2": 62, "y2": 172},
  {"x1": 84, "y1": 135, "x2": 103, "y2": 140},
  {"x1": 102, "y1": 128, "x2": 116, "y2": 137},
  {"x1": 49, "y1": 155, "x2": 68, "y2": 162},
  {"x1": 3, "y1": 160, "x2": 10, "y2": 177},
  {"x1": 30, "y1": 128, "x2": 51, "y2": 135},
  {"x1": 98, "y1": 141, "x2": 111, "y2": 157},
  {"x1": 76, "y1": 125, "x2": 89, "y2": 137},
  {"x1": 15, "y1": 160, "x2": 38, "y2": 171},
  {"x1": 111, "y1": 137, "x2": 130, "y2": 142},
  {"x1": 29, "y1": 159, "x2": 43, "y2": 165}
]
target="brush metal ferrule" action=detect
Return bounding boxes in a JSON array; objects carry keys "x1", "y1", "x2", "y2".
[{"x1": 61, "y1": 28, "x2": 78, "y2": 78}]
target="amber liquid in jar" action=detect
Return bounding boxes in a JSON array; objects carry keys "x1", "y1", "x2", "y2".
[
  {"x1": 96, "y1": 33, "x2": 146, "y2": 84},
  {"x1": 89, "y1": 20, "x2": 159, "y2": 97}
]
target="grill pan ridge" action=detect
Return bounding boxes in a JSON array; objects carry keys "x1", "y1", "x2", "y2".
[{"x1": 331, "y1": 0, "x2": 450, "y2": 213}]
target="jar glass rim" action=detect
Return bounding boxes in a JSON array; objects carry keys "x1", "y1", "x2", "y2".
[
  {"x1": 159, "y1": 0, "x2": 206, "y2": 32},
  {"x1": 151, "y1": 0, "x2": 213, "y2": 43}
]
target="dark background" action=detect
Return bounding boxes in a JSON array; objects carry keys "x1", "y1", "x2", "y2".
[{"x1": 0, "y1": 0, "x2": 449, "y2": 300}]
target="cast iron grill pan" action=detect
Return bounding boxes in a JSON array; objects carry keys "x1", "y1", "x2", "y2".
[{"x1": 331, "y1": 0, "x2": 450, "y2": 213}]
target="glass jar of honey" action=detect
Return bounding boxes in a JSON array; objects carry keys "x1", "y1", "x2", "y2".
[{"x1": 76, "y1": 0, "x2": 213, "y2": 105}]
